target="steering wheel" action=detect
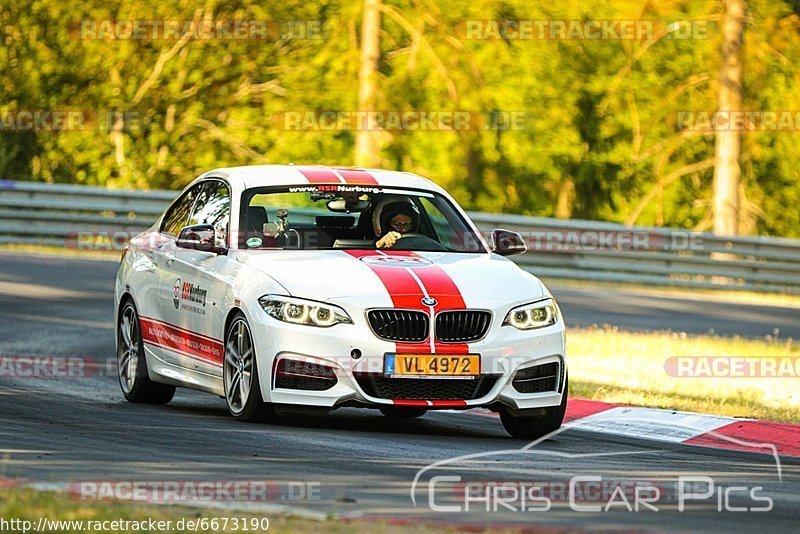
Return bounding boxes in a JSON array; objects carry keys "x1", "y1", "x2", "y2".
[
  {"x1": 391, "y1": 233, "x2": 447, "y2": 251},
  {"x1": 398, "y1": 232, "x2": 426, "y2": 240}
]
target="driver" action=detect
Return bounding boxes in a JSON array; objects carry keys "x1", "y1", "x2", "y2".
[{"x1": 375, "y1": 200, "x2": 420, "y2": 248}]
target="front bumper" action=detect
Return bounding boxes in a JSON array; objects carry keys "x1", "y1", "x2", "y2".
[{"x1": 247, "y1": 300, "x2": 567, "y2": 412}]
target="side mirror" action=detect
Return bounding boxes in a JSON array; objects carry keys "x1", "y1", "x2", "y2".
[
  {"x1": 176, "y1": 224, "x2": 225, "y2": 254},
  {"x1": 491, "y1": 229, "x2": 527, "y2": 256}
]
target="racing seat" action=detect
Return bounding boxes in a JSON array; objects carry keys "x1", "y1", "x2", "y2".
[
  {"x1": 356, "y1": 210, "x2": 377, "y2": 240},
  {"x1": 247, "y1": 206, "x2": 268, "y2": 233},
  {"x1": 314, "y1": 216, "x2": 357, "y2": 248}
]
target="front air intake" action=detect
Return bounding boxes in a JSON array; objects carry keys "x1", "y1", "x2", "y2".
[
  {"x1": 435, "y1": 310, "x2": 491, "y2": 342},
  {"x1": 511, "y1": 362, "x2": 560, "y2": 394},
  {"x1": 355, "y1": 374, "x2": 500, "y2": 400},
  {"x1": 274, "y1": 359, "x2": 338, "y2": 391},
  {"x1": 367, "y1": 309, "x2": 429, "y2": 342}
]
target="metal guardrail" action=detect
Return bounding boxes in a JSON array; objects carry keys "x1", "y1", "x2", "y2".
[{"x1": 2, "y1": 180, "x2": 800, "y2": 294}]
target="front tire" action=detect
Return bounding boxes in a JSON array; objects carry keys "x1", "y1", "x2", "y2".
[
  {"x1": 223, "y1": 313, "x2": 274, "y2": 422},
  {"x1": 500, "y1": 377, "x2": 568, "y2": 439},
  {"x1": 117, "y1": 300, "x2": 175, "y2": 404}
]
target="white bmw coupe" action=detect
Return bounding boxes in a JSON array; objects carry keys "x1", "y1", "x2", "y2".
[{"x1": 115, "y1": 165, "x2": 567, "y2": 438}]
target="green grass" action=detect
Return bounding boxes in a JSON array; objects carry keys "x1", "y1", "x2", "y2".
[{"x1": 568, "y1": 326, "x2": 800, "y2": 422}]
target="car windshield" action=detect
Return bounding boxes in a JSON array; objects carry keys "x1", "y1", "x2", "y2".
[{"x1": 239, "y1": 185, "x2": 486, "y2": 253}]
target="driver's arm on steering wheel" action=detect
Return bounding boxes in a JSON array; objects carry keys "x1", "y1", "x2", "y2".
[{"x1": 376, "y1": 231, "x2": 402, "y2": 248}]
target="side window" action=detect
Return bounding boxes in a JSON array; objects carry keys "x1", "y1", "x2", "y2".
[
  {"x1": 188, "y1": 181, "x2": 231, "y2": 246},
  {"x1": 161, "y1": 185, "x2": 202, "y2": 236}
]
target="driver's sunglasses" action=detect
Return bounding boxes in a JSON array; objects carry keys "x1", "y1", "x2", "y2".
[{"x1": 391, "y1": 221, "x2": 414, "y2": 231}]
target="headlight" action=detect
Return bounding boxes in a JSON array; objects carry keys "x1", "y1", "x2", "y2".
[
  {"x1": 258, "y1": 295, "x2": 352, "y2": 327},
  {"x1": 503, "y1": 299, "x2": 558, "y2": 330}
]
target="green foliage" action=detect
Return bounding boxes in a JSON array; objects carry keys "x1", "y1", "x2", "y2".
[{"x1": 0, "y1": 0, "x2": 798, "y2": 236}]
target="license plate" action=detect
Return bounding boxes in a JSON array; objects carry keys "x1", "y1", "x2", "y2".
[{"x1": 384, "y1": 354, "x2": 480, "y2": 378}]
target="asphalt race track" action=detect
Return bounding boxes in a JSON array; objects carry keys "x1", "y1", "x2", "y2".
[{"x1": 0, "y1": 252, "x2": 798, "y2": 532}]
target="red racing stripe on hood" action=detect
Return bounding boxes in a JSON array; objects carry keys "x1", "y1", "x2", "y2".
[
  {"x1": 342, "y1": 249, "x2": 424, "y2": 309},
  {"x1": 344, "y1": 250, "x2": 470, "y2": 354},
  {"x1": 344, "y1": 249, "x2": 431, "y2": 354},
  {"x1": 369, "y1": 250, "x2": 470, "y2": 354}
]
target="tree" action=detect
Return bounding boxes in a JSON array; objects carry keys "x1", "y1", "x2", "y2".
[
  {"x1": 1, "y1": 0, "x2": 798, "y2": 238},
  {"x1": 713, "y1": 0, "x2": 746, "y2": 236},
  {"x1": 355, "y1": 0, "x2": 382, "y2": 167}
]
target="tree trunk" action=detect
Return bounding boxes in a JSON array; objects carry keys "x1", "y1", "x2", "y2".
[
  {"x1": 554, "y1": 178, "x2": 575, "y2": 219},
  {"x1": 712, "y1": 0, "x2": 745, "y2": 236},
  {"x1": 355, "y1": 0, "x2": 382, "y2": 167}
]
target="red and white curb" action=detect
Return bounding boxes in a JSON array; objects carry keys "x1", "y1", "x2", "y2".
[{"x1": 473, "y1": 398, "x2": 800, "y2": 458}]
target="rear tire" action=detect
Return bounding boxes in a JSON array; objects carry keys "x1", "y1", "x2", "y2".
[
  {"x1": 117, "y1": 299, "x2": 176, "y2": 404},
  {"x1": 500, "y1": 376, "x2": 568, "y2": 439},
  {"x1": 379, "y1": 406, "x2": 427, "y2": 419},
  {"x1": 223, "y1": 313, "x2": 275, "y2": 422}
]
